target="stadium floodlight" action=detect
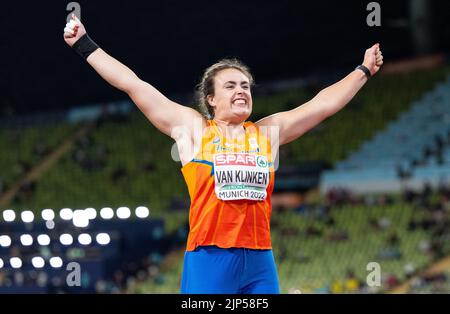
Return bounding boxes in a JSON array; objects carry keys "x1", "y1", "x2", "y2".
[
  {"x1": 20, "y1": 234, "x2": 33, "y2": 246},
  {"x1": 100, "y1": 207, "x2": 114, "y2": 220},
  {"x1": 32, "y1": 256, "x2": 45, "y2": 269},
  {"x1": 0, "y1": 235, "x2": 12, "y2": 247},
  {"x1": 78, "y1": 233, "x2": 92, "y2": 245},
  {"x1": 10, "y1": 257, "x2": 22, "y2": 269},
  {"x1": 116, "y1": 207, "x2": 131, "y2": 219},
  {"x1": 2, "y1": 209, "x2": 16, "y2": 222},
  {"x1": 0, "y1": 258, "x2": 3, "y2": 269},
  {"x1": 135, "y1": 206, "x2": 150, "y2": 219},
  {"x1": 59, "y1": 208, "x2": 73, "y2": 221},
  {"x1": 41, "y1": 209, "x2": 55, "y2": 221},
  {"x1": 45, "y1": 220, "x2": 55, "y2": 230},
  {"x1": 21, "y1": 210, "x2": 34, "y2": 223},
  {"x1": 37, "y1": 234, "x2": 51, "y2": 246},
  {"x1": 59, "y1": 234, "x2": 73, "y2": 246},
  {"x1": 85, "y1": 207, "x2": 97, "y2": 220},
  {"x1": 73, "y1": 209, "x2": 89, "y2": 228},
  {"x1": 49, "y1": 257, "x2": 63, "y2": 268},
  {"x1": 96, "y1": 233, "x2": 111, "y2": 245}
]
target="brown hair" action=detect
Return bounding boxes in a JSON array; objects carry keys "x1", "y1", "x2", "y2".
[{"x1": 196, "y1": 58, "x2": 254, "y2": 119}]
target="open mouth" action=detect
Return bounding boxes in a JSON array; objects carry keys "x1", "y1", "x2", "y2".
[{"x1": 233, "y1": 98, "x2": 247, "y2": 106}]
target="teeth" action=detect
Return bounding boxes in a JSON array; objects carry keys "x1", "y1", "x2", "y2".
[{"x1": 234, "y1": 99, "x2": 246, "y2": 105}]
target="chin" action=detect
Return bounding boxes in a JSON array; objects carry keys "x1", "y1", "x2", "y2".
[
  {"x1": 233, "y1": 110, "x2": 251, "y2": 121},
  {"x1": 233, "y1": 105, "x2": 251, "y2": 115}
]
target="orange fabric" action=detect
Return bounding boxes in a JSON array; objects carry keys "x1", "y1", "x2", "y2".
[{"x1": 181, "y1": 120, "x2": 275, "y2": 251}]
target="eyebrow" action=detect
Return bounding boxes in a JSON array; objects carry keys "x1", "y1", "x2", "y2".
[{"x1": 223, "y1": 81, "x2": 250, "y2": 86}]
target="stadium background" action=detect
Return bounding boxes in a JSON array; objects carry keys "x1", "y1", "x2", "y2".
[{"x1": 0, "y1": 0, "x2": 449, "y2": 293}]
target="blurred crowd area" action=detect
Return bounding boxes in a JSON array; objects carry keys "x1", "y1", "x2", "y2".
[{"x1": 0, "y1": 65, "x2": 450, "y2": 293}]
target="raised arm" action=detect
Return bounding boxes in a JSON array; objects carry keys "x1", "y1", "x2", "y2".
[
  {"x1": 256, "y1": 43, "x2": 383, "y2": 145},
  {"x1": 63, "y1": 14, "x2": 205, "y2": 138}
]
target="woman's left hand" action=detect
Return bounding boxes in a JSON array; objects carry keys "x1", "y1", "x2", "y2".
[{"x1": 362, "y1": 43, "x2": 384, "y2": 76}]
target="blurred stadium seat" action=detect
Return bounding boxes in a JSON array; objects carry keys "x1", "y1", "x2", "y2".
[{"x1": 1, "y1": 67, "x2": 450, "y2": 294}]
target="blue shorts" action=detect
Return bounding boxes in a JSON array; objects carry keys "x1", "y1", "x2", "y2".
[{"x1": 180, "y1": 246, "x2": 280, "y2": 294}]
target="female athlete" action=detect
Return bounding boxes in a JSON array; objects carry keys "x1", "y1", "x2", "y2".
[{"x1": 64, "y1": 14, "x2": 383, "y2": 294}]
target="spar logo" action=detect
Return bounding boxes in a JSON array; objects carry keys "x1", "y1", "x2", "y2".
[
  {"x1": 214, "y1": 153, "x2": 256, "y2": 166},
  {"x1": 257, "y1": 156, "x2": 268, "y2": 168}
]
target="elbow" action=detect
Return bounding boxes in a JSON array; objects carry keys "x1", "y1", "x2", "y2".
[
  {"x1": 121, "y1": 77, "x2": 142, "y2": 95},
  {"x1": 314, "y1": 95, "x2": 343, "y2": 118}
]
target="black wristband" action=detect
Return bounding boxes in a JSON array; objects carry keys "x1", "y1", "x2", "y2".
[
  {"x1": 355, "y1": 65, "x2": 371, "y2": 79},
  {"x1": 72, "y1": 34, "x2": 99, "y2": 60}
]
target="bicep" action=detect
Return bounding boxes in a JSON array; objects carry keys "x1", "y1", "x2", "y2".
[{"x1": 129, "y1": 80, "x2": 206, "y2": 138}]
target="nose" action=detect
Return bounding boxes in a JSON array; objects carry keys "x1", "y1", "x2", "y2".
[{"x1": 236, "y1": 85, "x2": 245, "y2": 94}]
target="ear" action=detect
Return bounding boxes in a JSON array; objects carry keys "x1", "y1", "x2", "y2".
[{"x1": 207, "y1": 95, "x2": 215, "y2": 108}]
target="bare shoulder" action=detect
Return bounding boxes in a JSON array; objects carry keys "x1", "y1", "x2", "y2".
[
  {"x1": 172, "y1": 115, "x2": 208, "y2": 166},
  {"x1": 252, "y1": 118, "x2": 280, "y2": 165}
]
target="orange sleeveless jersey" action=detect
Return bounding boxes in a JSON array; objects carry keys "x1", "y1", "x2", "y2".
[{"x1": 181, "y1": 120, "x2": 275, "y2": 251}]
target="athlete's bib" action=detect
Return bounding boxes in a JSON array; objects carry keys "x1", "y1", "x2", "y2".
[
  {"x1": 213, "y1": 153, "x2": 270, "y2": 201},
  {"x1": 182, "y1": 120, "x2": 275, "y2": 251}
]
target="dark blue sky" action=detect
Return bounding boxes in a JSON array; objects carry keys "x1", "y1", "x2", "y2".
[{"x1": 0, "y1": 0, "x2": 448, "y2": 115}]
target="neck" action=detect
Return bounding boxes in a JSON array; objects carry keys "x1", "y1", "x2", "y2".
[{"x1": 213, "y1": 118, "x2": 246, "y2": 138}]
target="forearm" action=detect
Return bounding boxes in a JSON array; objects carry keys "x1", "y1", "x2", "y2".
[
  {"x1": 314, "y1": 69, "x2": 368, "y2": 117},
  {"x1": 86, "y1": 48, "x2": 139, "y2": 93}
]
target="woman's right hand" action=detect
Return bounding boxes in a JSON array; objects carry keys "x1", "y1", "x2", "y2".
[{"x1": 63, "y1": 14, "x2": 87, "y2": 47}]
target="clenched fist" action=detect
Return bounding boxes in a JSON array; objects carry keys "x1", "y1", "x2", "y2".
[
  {"x1": 63, "y1": 14, "x2": 87, "y2": 47},
  {"x1": 362, "y1": 43, "x2": 384, "y2": 76}
]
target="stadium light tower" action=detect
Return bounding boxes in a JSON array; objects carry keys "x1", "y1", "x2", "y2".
[
  {"x1": 21, "y1": 211, "x2": 34, "y2": 223},
  {"x1": 37, "y1": 234, "x2": 51, "y2": 246},
  {"x1": 135, "y1": 206, "x2": 150, "y2": 218},
  {"x1": 59, "y1": 234, "x2": 73, "y2": 246},
  {"x1": 117, "y1": 207, "x2": 131, "y2": 219},
  {"x1": 96, "y1": 233, "x2": 111, "y2": 245},
  {"x1": 10, "y1": 257, "x2": 22, "y2": 269},
  {"x1": 32, "y1": 257, "x2": 45, "y2": 268},
  {"x1": 73, "y1": 209, "x2": 89, "y2": 228},
  {"x1": 49, "y1": 257, "x2": 63, "y2": 268},
  {"x1": 2, "y1": 209, "x2": 16, "y2": 222},
  {"x1": 78, "y1": 233, "x2": 92, "y2": 245},
  {"x1": 0, "y1": 235, "x2": 12, "y2": 247},
  {"x1": 41, "y1": 209, "x2": 55, "y2": 221},
  {"x1": 60, "y1": 208, "x2": 73, "y2": 221},
  {"x1": 100, "y1": 207, "x2": 114, "y2": 220},
  {"x1": 85, "y1": 207, "x2": 97, "y2": 220},
  {"x1": 20, "y1": 234, "x2": 33, "y2": 246}
]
